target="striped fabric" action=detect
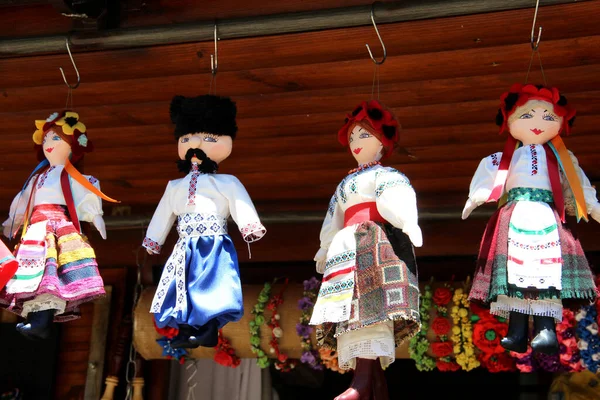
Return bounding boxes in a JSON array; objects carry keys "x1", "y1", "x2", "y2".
[{"x1": 0, "y1": 205, "x2": 105, "y2": 322}]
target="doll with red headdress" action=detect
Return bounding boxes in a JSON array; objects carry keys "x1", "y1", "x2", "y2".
[
  {"x1": 0, "y1": 111, "x2": 118, "y2": 339},
  {"x1": 310, "y1": 100, "x2": 422, "y2": 400},
  {"x1": 463, "y1": 84, "x2": 599, "y2": 355}
]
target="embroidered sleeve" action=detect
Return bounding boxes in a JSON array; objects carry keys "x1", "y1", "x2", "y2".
[
  {"x1": 562, "y1": 151, "x2": 599, "y2": 216},
  {"x1": 74, "y1": 175, "x2": 103, "y2": 222},
  {"x1": 468, "y1": 152, "x2": 503, "y2": 204},
  {"x1": 221, "y1": 176, "x2": 266, "y2": 242},
  {"x1": 144, "y1": 181, "x2": 177, "y2": 254},
  {"x1": 2, "y1": 176, "x2": 36, "y2": 237},
  {"x1": 319, "y1": 190, "x2": 344, "y2": 251},
  {"x1": 375, "y1": 169, "x2": 422, "y2": 247}
]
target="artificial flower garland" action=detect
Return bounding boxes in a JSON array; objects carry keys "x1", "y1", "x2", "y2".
[
  {"x1": 450, "y1": 286, "x2": 480, "y2": 371},
  {"x1": 296, "y1": 277, "x2": 323, "y2": 370},
  {"x1": 408, "y1": 281, "x2": 436, "y2": 371},
  {"x1": 249, "y1": 281, "x2": 273, "y2": 368},
  {"x1": 214, "y1": 329, "x2": 241, "y2": 368},
  {"x1": 431, "y1": 282, "x2": 460, "y2": 372},
  {"x1": 576, "y1": 304, "x2": 600, "y2": 373},
  {"x1": 266, "y1": 279, "x2": 297, "y2": 372},
  {"x1": 470, "y1": 303, "x2": 516, "y2": 372}
]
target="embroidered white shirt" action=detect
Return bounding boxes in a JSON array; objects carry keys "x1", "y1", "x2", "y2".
[
  {"x1": 143, "y1": 172, "x2": 265, "y2": 254},
  {"x1": 319, "y1": 165, "x2": 422, "y2": 251},
  {"x1": 2, "y1": 165, "x2": 103, "y2": 232},
  {"x1": 467, "y1": 145, "x2": 599, "y2": 215}
]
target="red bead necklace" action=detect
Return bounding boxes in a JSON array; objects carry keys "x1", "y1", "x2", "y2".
[{"x1": 348, "y1": 160, "x2": 381, "y2": 175}]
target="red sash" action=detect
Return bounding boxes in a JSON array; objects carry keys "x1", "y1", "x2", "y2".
[{"x1": 344, "y1": 202, "x2": 385, "y2": 227}]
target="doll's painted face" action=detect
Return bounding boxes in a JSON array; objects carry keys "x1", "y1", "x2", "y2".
[
  {"x1": 177, "y1": 132, "x2": 233, "y2": 164},
  {"x1": 508, "y1": 100, "x2": 563, "y2": 145},
  {"x1": 43, "y1": 130, "x2": 71, "y2": 166},
  {"x1": 348, "y1": 124, "x2": 384, "y2": 165}
]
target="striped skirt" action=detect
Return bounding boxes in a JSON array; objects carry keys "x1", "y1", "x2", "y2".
[
  {"x1": 0, "y1": 204, "x2": 105, "y2": 322},
  {"x1": 469, "y1": 188, "x2": 597, "y2": 321}
]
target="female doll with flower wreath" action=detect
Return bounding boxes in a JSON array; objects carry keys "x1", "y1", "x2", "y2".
[
  {"x1": 0, "y1": 111, "x2": 118, "y2": 339},
  {"x1": 463, "y1": 84, "x2": 599, "y2": 355},
  {"x1": 310, "y1": 100, "x2": 422, "y2": 400}
]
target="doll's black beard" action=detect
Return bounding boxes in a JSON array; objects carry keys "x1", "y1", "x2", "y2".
[{"x1": 177, "y1": 148, "x2": 218, "y2": 174}]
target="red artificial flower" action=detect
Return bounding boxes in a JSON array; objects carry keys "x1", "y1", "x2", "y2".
[
  {"x1": 432, "y1": 317, "x2": 451, "y2": 336},
  {"x1": 482, "y1": 352, "x2": 516, "y2": 373},
  {"x1": 436, "y1": 360, "x2": 461, "y2": 372},
  {"x1": 433, "y1": 287, "x2": 453, "y2": 306},
  {"x1": 214, "y1": 350, "x2": 235, "y2": 367},
  {"x1": 431, "y1": 341, "x2": 453, "y2": 358},
  {"x1": 152, "y1": 320, "x2": 179, "y2": 339},
  {"x1": 473, "y1": 318, "x2": 507, "y2": 354},
  {"x1": 469, "y1": 302, "x2": 489, "y2": 319},
  {"x1": 278, "y1": 353, "x2": 288, "y2": 363}
]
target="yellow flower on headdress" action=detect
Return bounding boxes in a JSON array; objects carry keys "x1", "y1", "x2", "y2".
[
  {"x1": 32, "y1": 119, "x2": 46, "y2": 145},
  {"x1": 55, "y1": 111, "x2": 86, "y2": 135}
]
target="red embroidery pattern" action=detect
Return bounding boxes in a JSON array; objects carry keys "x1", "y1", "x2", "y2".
[
  {"x1": 37, "y1": 166, "x2": 56, "y2": 188},
  {"x1": 491, "y1": 153, "x2": 499, "y2": 167},
  {"x1": 187, "y1": 163, "x2": 200, "y2": 206},
  {"x1": 530, "y1": 145, "x2": 538, "y2": 175},
  {"x1": 143, "y1": 236, "x2": 161, "y2": 254},
  {"x1": 241, "y1": 222, "x2": 266, "y2": 242}
]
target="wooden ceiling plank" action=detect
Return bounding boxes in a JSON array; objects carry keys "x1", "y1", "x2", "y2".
[
  {"x1": 2, "y1": 2, "x2": 599, "y2": 87},
  {"x1": 2, "y1": 35, "x2": 600, "y2": 113}
]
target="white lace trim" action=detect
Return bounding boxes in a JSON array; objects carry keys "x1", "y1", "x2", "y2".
[
  {"x1": 336, "y1": 321, "x2": 395, "y2": 370},
  {"x1": 491, "y1": 295, "x2": 563, "y2": 322},
  {"x1": 22, "y1": 293, "x2": 66, "y2": 317}
]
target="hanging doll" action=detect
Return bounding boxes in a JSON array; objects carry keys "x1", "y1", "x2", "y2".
[
  {"x1": 0, "y1": 111, "x2": 118, "y2": 339},
  {"x1": 463, "y1": 84, "x2": 600, "y2": 354},
  {"x1": 310, "y1": 100, "x2": 422, "y2": 400},
  {"x1": 143, "y1": 95, "x2": 266, "y2": 349}
]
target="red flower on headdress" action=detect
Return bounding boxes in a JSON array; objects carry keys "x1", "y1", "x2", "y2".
[
  {"x1": 337, "y1": 100, "x2": 400, "y2": 159},
  {"x1": 499, "y1": 83, "x2": 576, "y2": 135}
]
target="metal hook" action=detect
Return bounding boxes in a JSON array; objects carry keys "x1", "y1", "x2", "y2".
[
  {"x1": 210, "y1": 23, "x2": 219, "y2": 75},
  {"x1": 530, "y1": 0, "x2": 542, "y2": 51},
  {"x1": 365, "y1": 4, "x2": 387, "y2": 65},
  {"x1": 59, "y1": 37, "x2": 80, "y2": 90}
]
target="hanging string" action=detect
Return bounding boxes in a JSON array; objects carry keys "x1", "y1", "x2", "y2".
[
  {"x1": 208, "y1": 73, "x2": 217, "y2": 95},
  {"x1": 185, "y1": 360, "x2": 198, "y2": 400},
  {"x1": 65, "y1": 87, "x2": 74, "y2": 110},
  {"x1": 371, "y1": 64, "x2": 381, "y2": 100},
  {"x1": 525, "y1": 50, "x2": 547, "y2": 86}
]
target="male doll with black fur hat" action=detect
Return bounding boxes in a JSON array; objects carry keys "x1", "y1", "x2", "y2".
[{"x1": 143, "y1": 94, "x2": 266, "y2": 348}]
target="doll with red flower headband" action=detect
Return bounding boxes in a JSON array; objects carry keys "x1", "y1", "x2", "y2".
[
  {"x1": 310, "y1": 100, "x2": 422, "y2": 400},
  {"x1": 463, "y1": 84, "x2": 599, "y2": 355},
  {"x1": 0, "y1": 111, "x2": 118, "y2": 339}
]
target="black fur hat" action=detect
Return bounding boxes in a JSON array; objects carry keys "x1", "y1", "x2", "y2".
[{"x1": 170, "y1": 95, "x2": 238, "y2": 139}]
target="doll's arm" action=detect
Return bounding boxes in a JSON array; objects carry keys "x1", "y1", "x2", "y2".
[
  {"x1": 143, "y1": 181, "x2": 177, "y2": 254},
  {"x1": 316, "y1": 193, "x2": 344, "y2": 273},
  {"x1": 74, "y1": 176, "x2": 107, "y2": 239},
  {"x1": 2, "y1": 177, "x2": 35, "y2": 239},
  {"x1": 566, "y1": 151, "x2": 600, "y2": 223},
  {"x1": 223, "y1": 176, "x2": 266, "y2": 243},
  {"x1": 462, "y1": 152, "x2": 502, "y2": 219},
  {"x1": 375, "y1": 169, "x2": 422, "y2": 247}
]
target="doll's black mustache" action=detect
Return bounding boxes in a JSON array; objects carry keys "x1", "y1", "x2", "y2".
[{"x1": 177, "y1": 148, "x2": 218, "y2": 174}]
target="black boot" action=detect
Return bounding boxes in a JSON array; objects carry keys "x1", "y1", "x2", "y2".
[
  {"x1": 531, "y1": 316, "x2": 559, "y2": 355},
  {"x1": 16, "y1": 309, "x2": 55, "y2": 340},
  {"x1": 170, "y1": 320, "x2": 219, "y2": 349},
  {"x1": 500, "y1": 311, "x2": 529, "y2": 353}
]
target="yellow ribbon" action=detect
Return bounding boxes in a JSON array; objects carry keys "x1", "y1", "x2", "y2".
[{"x1": 550, "y1": 136, "x2": 588, "y2": 222}]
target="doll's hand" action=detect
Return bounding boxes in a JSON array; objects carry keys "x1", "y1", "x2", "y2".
[
  {"x1": 462, "y1": 198, "x2": 481, "y2": 220},
  {"x1": 93, "y1": 215, "x2": 107, "y2": 240},
  {"x1": 314, "y1": 248, "x2": 327, "y2": 274},
  {"x1": 402, "y1": 224, "x2": 423, "y2": 247},
  {"x1": 591, "y1": 203, "x2": 600, "y2": 224},
  {"x1": 146, "y1": 248, "x2": 154, "y2": 255}
]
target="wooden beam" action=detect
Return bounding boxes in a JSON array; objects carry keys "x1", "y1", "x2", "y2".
[{"x1": 0, "y1": 0, "x2": 587, "y2": 57}]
